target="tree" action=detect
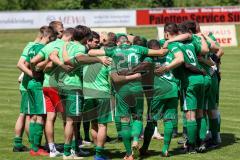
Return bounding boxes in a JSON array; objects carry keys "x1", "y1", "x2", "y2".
[
  {"x1": 151, "y1": 0, "x2": 174, "y2": 8},
  {"x1": 19, "y1": 0, "x2": 41, "y2": 10}
]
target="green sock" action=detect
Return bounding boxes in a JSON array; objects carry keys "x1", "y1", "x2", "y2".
[
  {"x1": 34, "y1": 123, "x2": 43, "y2": 147},
  {"x1": 14, "y1": 136, "x2": 23, "y2": 148},
  {"x1": 172, "y1": 109, "x2": 178, "y2": 129},
  {"x1": 64, "y1": 143, "x2": 71, "y2": 156},
  {"x1": 162, "y1": 121, "x2": 173, "y2": 153},
  {"x1": 209, "y1": 118, "x2": 218, "y2": 142},
  {"x1": 120, "y1": 122, "x2": 132, "y2": 156},
  {"x1": 83, "y1": 121, "x2": 90, "y2": 141},
  {"x1": 197, "y1": 116, "x2": 207, "y2": 141},
  {"x1": 217, "y1": 111, "x2": 221, "y2": 132},
  {"x1": 206, "y1": 115, "x2": 209, "y2": 131},
  {"x1": 115, "y1": 116, "x2": 121, "y2": 138},
  {"x1": 71, "y1": 139, "x2": 79, "y2": 152},
  {"x1": 95, "y1": 146, "x2": 105, "y2": 157},
  {"x1": 186, "y1": 120, "x2": 197, "y2": 145},
  {"x1": 131, "y1": 120, "x2": 143, "y2": 142},
  {"x1": 29, "y1": 122, "x2": 38, "y2": 151},
  {"x1": 141, "y1": 122, "x2": 155, "y2": 151}
]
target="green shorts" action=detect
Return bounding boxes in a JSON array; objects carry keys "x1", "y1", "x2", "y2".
[
  {"x1": 82, "y1": 98, "x2": 114, "y2": 124},
  {"x1": 207, "y1": 73, "x2": 219, "y2": 110},
  {"x1": 60, "y1": 90, "x2": 83, "y2": 117},
  {"x1": 115, "y1": 83, "x2": 144, "y2": 120},
  {"x1": 20, "y1": 90, "x2": 30, "y2": 114},
  {"x1": 203, "y1": 75, "x2": 212, "y2": 110},
  {"x1": 27, "y1": 80, "x2": 46, "y2": 115},
  {"x1": 181, "y1": 82, "x2": 204, "y2": 111},
  {"x1": 150, "y1": 97, "x2": 178, "y2": 121}
]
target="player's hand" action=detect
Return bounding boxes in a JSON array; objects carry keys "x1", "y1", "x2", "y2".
[
  {"x1": 18, "y1": 73, "x2": 24, "y2": 83},
  {"x1": 32, "y1": 71, "x2": 42, "y2": 79},
  {"x1": 132, "y1": 73, "x2": 142, "y2": 81},
  {"x1": 99, "y1": 56, "x2": 112, "y2": 66},
  {"x1": 118, "y1": 69, "x2": 132, "y2": 76},
  {"x1": 201, "y1": 69, "x2": 207, "y2": 76},
  {"x1": 154, "y1": 66, "x2": 167, "y2": 76},
  {"x1": 163, "y1": 40, "x2": 169, "y2": 49},
  {"x1": 100, "y1": 32, "x2": 108, "y2": 44},
  {"x1": 61, "y1": 64, "x2": 73, "y2": 72},
  {"x1": 198, "y1": 56, "x2": 204, "y2": 62}
]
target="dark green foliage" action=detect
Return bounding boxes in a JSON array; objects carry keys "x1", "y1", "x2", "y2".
[{"x1": 0, "y1": 0, "x2": 239, "y2": 11}]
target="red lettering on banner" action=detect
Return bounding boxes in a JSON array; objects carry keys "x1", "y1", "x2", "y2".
[
  {"x1": 137, "y1": 6, "x2": 240, "y2": 25},
  {"x1": 217, "y1": 38, "x2": 232, "y2": 44}
]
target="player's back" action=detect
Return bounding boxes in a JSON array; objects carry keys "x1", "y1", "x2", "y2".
[
  {"x1": 178, "y1": 41, "x2": 204, "y2": 86},
  {"x1": 58, "y1": 41, "x2": 85, "y2": 90},
  {"x1": 107, "y1": 44, "x2": 148, "y2": 93},
  {"x1": 27, "y1": 43, "x2": 45, "y2": 62}
]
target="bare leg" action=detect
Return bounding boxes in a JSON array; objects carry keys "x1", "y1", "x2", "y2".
[
  {"x1": 91, "y1": 121, "x2": 98, "y2": 145},
  {"x1": 45, "y1": 112, "x2": 56, "y2": 143},
  {"x1": 15, "y1": 113, "x2": 26, "y2": 137},
  {"x1": 96, "y1": 123, "x2": 107, "y2": 147}
]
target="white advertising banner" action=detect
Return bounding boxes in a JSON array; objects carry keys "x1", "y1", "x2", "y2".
[
  {"x1": 91, "y1": 27, "x2": 127, "y2": 34},
  {"x1": 200, "y1": 24, "x2": 238, "y2": 47},
  {"x1": 157, "y1": 24, "x2": 237, "y2": 47},
  {"x1": 157, "y1": 27, "x2": 164, "y2": 40},
  {"x1": 0, "y1": 10, "x2": 136, "y2": 29}
]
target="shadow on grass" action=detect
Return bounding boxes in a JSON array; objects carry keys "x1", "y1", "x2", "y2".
[
  {"x1": 212, "y1": 133, "x2": 239, "y2": 150},
  {"x1": 51, "y1": 133, "x2": 239, "y2": 158},
  {"x1": 170, "y1": 133, "x2": 240, "y2": 156}
]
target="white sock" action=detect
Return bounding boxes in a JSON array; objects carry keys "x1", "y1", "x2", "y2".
[
  {"x1": 154, "y1": 126, "x2": 158, "y2": 135},
  {"x1": 49, "y1": 143, "x2": 56, "y2": 152}
]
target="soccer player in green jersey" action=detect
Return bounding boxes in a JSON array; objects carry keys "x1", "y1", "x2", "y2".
[
  {"x1": 59, "y1": 25, "x2": 111, "y2": 160},
  {"x1": 14, "y1": 30, "x2": 43, "y2": 152},
  {"x1": 79, "y1": 31, "x2": 101, "y2": 148},
  {"x1": 82, "y1": 31, "x2": 115, "y2": 160},
  {"x1": 162, "y1": 22, "x2": 209, "y2": 153},
  {"x1": 177, "y1": 21, "x2": 224, "y2": 150},
  {"x1": 88, "y1": 35, "x2": 167, "y2": 160},
  {"x1": 18, "y1": 26, "x2": 55, "y2": 156},
  {"x1": 132, "y1": 36, "x2": 164, "y2": 140},
  {"x1": 140, "y1": 39, "x2": 184, "y2": 157},
  {"x1": 194, "y1": 21, "x2": 224, "y2": 147},
  {"x1": 30, "y1": 21, "x2": 67, "y2": 158}
]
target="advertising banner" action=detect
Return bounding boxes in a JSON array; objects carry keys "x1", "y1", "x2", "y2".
[
  {"x1": 157, "y1": 24, "x2": 237, "y2": 47},
  {"x1": 137, "y1": 7, "x2": 240, "y2": 25},
  {"x1": 91, "y1": 27, "x2": 127, "y2": 34},
  {"x1": 0, "y1": 10, "x2": 136, "y2": 29}
]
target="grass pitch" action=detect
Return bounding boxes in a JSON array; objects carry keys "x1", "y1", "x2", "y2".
[{"x1": 0, "y1": 27, "x2": 240, "y2": 160}]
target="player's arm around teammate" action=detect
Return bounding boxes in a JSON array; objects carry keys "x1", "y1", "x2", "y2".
[
  {"x1": 13, "y1": 31, "x2": 43, "y2": 152},
  {"x1": 26, "y1": 26, "x2": 55, "y2": 156},
  {"x1": 30, "y1": 23, "x2": 66, "y2": 158}
]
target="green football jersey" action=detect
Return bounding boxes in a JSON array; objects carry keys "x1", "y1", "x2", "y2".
[
  {"x1": 22, "y1": 43, "x2": 45, "y2": 89},
  {"x1": 191, "y1": 35, "x2": 212, "y2": 76},
  {"x1": 19, "y1": 42, "x2": 36, "y2": 91},
  {"x1": 83, "y1": 63, "x2": 111, "y2": 99},
  {"x1": 57, "y1": 41, "x2": 85, "y2": 90},
  {"x1": 38, "y1": 38, "x2": 64, "y2": 87},
  {"x1": 199, "y1": 54, "x2": 212, "y2": 76},
  {"x1": 104, "y1": 44, "x2": 149, "y2": 92},
  {"x1": 159, "y1": 39, "x2": 166, "y2": 47},
  {"x1": 177, "y1": 40, "x2": 204, "y2": 86},
  {"x1": 208, "y1": 32, "x2": 219, "y2": 45},
  {"x1": 144, "y1": 51, "x2": 179, "y2": 99},
  {"x1": 26, "y1": 43, "x2": 45, "y2": 63},
  {"x1": 105, "y1": 44, "x2": 148, "y2": 71}
]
